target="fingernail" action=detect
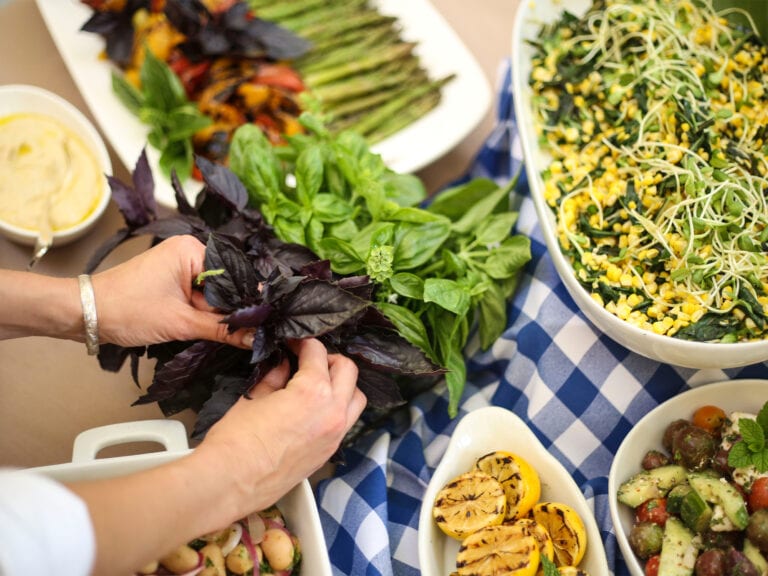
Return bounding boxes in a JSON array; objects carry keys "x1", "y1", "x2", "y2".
[{"x1": 242, "y1": 331, "x2": 254, "y2": 348}]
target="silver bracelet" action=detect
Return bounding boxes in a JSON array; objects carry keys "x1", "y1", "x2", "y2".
[{"x1": 77, "y1": 274, "x2": 100, "y2": 356}]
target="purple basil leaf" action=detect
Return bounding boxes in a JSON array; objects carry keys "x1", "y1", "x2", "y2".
[
  {"x1": 132, "y1": 148, "x2": 158, "y2": 218},
  {"x1": 344, "y1": 330, "x2": 445, "y2": 376},
  {"x1": 338, "y1": 275, "x2": 374, "y2": 300},
  {"x1": 203, "y1": 234, "x2": 260, "y2": 310},
  {"x1": 96, "y1": 343, "x2": 145, "y2": 375},
  {"x1": 134, "y1": 340, "x2": 224, "y2": 405},
  {"x1": 196, "y1": 155, "x2": 249, "y2": 211},
  {"x1": 191, "y1": 374, "x2": 251, "y2": 440},
  {"x1": 275, "y1": 280, "x2": 369, "y2": 339},
  {"x1": 246, "y1": 18, "x2": 312, "y2": 60},
  {"x1": 299, "y1": 260, "x2": 332, "y2": 281},
  {"x1": 134, "y1": 215, "x2": 208, "y2": 240},
  {"x1": 355, "y1": 366, "x2": 405, "y2": 409},
  {"x1": 223, "y1": 303, "x2": 273, "y2": 331},
  {"x1": 250, "y1": 326, "x2": 275, "y2": 364},
  {"x1": 171, "y1": 169, "x2": 197, "y2": 216},
  {"x1": 163, "y1": 0, "x2": 206, "y2": 38},
  {"x1": 261, "y1": 272, "x2": 303, "y2": 303}
]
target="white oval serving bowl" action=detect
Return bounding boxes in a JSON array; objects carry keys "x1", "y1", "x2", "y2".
[
  {"x1": 511, "y1": 0, "x2": 768, "y2": 369},
  {"x1": 0, "y1": 84, "x2": 111, "y2": 247},
  {"x1": 418, "y1": 405, "x2": 608, "y2": 576},
  {"x1": 608, "y1": 379, "x2": 768, "y2": 576},
  {"x1": 29, "y1": 419, "x2": 333, "y2": 576}
]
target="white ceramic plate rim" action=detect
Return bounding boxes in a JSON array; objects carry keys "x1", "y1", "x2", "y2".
[
  {"x1": 34, "y1": 0, "x2": 492, "y2": 209},
  {"x1": 510, "y1": 1, "x2": 768, "y2": 369},
  {"x1": 608, "y1": 378, "x2": 768, "y2": 576},
  {"x1": 417, "y1": 405, "x2": 609, "y2": 576}
]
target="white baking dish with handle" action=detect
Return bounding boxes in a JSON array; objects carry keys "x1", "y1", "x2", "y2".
[{"x1": 29, "y1": 419, "x2": 332, "y2": 576}]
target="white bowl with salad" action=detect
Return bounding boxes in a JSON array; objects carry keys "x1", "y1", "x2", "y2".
[
  {"x1": 28, "y1": 419, "x2": 332, "y2": 576},
  {"x1": 608, "y1": 379, "x2": 768, "y2": 576},
  {"x1": 512, "y1": 0, "x2": 768, "y2": 369}
]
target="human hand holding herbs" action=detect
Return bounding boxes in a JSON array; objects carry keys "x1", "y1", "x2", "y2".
[{"x1": 87, "y1": 114, "x2": 530, "y2": 443}]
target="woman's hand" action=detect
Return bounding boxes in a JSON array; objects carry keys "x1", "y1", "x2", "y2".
[
  {"x1": 195, "y1": 338, "x2": 368, "y2": 513},
  {"x1": 92, "y1": 235, "x2": 252, "y2": 349}
]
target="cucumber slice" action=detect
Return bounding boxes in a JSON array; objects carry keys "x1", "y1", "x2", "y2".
[
  {"x1": 679, "y1": 488, "x2": 713, "y2": 533},
  {"x1": 666, "y1": 484, "x2": 692, "y2": 515},
  {"x1": 687, "y1": 472, "x2": 749, "y2": 530},
  {"x1": 658, "y1": 517, "x2": 697, "y2": 576},
  {"x1": 617, "y1": 465, "x2": 688, "y2": 508},
  {"x1": 743, "y1": 539, "x2": 768, "y2": 574}
]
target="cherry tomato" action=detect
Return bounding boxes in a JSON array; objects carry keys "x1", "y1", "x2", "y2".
[
  {"x1": 749, "y1": 477, "x2": 768, "y2": 513},
  {"x1": 635, "y1": 498, "x2": 670, "y2": 527},
  {"x1": 645, "y1": 554, "x2": 660, "y2": 576},
  {"x1": 692, "y1": 405, "x2": 727, "y2": 433}
]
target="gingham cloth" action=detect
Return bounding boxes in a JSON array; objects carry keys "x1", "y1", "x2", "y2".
[{"x1": 315, "y1": 59, "x2": 768, "y2": 576}]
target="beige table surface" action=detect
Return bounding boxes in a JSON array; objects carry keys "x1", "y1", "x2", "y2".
[{"x1": 0, "y1": 0, "x2": 522, "y2": 468}]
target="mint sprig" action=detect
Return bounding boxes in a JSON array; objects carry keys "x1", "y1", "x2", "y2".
[
  {"x1": 728, "y1": 401, "x2": 768, "y2": 472},
  {"x1": 540, "y1": 556, "x2": 561, "y2": 576}
]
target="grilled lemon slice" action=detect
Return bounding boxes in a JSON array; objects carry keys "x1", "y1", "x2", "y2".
[
  {"x1": 432, "y1": 470, "x2": 506, "y2": 540},
  {"x1": 475, "y1": 450, "x2": 541, "y2": 521},
  {"x1": 531, "y1": 502, "x2": 587, "y2": 567},
  {"x1": 456, "y1": 525, "x2": 540, "y2": 576},
  {"x1": 509, "y1": 518, "x2": 555, "y2": 563}
]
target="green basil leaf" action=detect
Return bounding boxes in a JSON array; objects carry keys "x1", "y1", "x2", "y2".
[
  {"x1": 484, "y1": 236, "x2": 532, "y2": 279},
  {"x1": 274, "y1": 216, "x2": 306, "y2": 246},
  {"x1": 444, "y1": 342, "x2": 466, "y2": 418},
  {"x1": 376, "y1": 302, "x2": 433, "y2": 358},
  {"x1": 111, "y1": 71, "x2": 144, "y2": 114},
  {"x1": 159, "y1": 138, "x2": 192, "y2": 181},
  {"x1": 452, "y1": 181, "x2": 512, "y2": 235},
  {"x1": 295, "y1": 144, "x2": 324, "y2": 205},
  {"x1": 389, "y1": 272, "x2": 424, "y2": 300},
  {"x1": 427, "y1": 178, "x2": 499, "y2": 220},
  {"x1": 475, "y1": 212, "x2": 520, "y2": 245},
  {"x1": 381, "y1": 172, "x2": 427, "y2": 206},
  {"x1": 328, "y1": 219, "x2": 359, "y2": 241},
  {"x1": 306, "y1": 217, "x2": 325, "y2": 254},
  {"x1": 317, "y1": 238, "x2": 365, "y2": 275},
  {"x1": 423, "y1": 278, "x2": 470, "y2": 316},
  {"x1": 311, "y1": 193, "x2": 354, "y2": 223},
  {"x1": 386, "y1": 205, "x2": 448, "y2": 224},
  {"x1": 441, "y1": 249, "x2": 466, "y2": 276},
  {"x1": 478, "y1": 282, "x2": 507, "y2": 350},
  {"x1": 230, "y1": 124, "x2": 283, "y2": 204},
  {"x1": 393, "y1": 220, "x2": 451, "y2": 270},
  {"x1": 352, "y1": 222, "x2": 395, "y2": 258},
  {"x1": 166, "y1": 108, "x2": 212, "y2": 140},
  {"x1": 140, "y1": 48, "x2": 186, "y2": 111}
]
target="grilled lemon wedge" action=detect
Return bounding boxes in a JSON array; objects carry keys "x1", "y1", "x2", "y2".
[
  {"x1": 432, "y1": 470, "x2": 506, "y2": 540},
  {"x1": 508, "y1": 518, "x2": 555, "y2": 564},
  {"x1": 531, "y1": 502, "x2": 587, "y2": 567},
  {"x1": 456, "y1": 525, "x2": 540, "y2": 576},
  {"x1": 475, "y1": 450, "x2": 541, "y2": 521}
]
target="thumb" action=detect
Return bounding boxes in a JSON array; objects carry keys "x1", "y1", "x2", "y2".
[
  {"x1": 249, "y1": 360, "x2": 291, "y2": 398},
  {"x1": 184, "y1": 308, "x2": 254, "y2": 350}
]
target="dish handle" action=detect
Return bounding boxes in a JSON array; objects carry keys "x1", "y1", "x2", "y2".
[{"x1": 71, "y1": 419, "x2": 190, "y2": 463}]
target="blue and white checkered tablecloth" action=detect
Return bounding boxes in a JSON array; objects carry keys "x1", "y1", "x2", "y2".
[{"x1": 315, "y1": 59, "x2": 768, "y2": 576}]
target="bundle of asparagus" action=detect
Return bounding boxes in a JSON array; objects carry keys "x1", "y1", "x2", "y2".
[{"x1": 247, "y1": 0, "x2": 455, "y2": 143}]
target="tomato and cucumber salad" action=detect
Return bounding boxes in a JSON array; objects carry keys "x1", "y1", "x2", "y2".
[{"x1": 617, "y1": 402, "x2": 768, "y2": 576}]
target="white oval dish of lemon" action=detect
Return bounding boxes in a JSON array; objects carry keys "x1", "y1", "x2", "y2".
[
  {"x1": 0, "y1": 85, "x2": 111, "y2": 246},
  {"x1": 418, "y1": 406, "x2": 608, "y2": 576}
]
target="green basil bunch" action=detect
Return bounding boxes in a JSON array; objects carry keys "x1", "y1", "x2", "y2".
[{"x1": 229, "y1": 115, "x2": 530, "y2": 416}]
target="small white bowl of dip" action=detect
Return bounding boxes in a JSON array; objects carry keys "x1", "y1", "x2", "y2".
[{"x1": 0, "y1": 84, "x2": 111, "y2": 246}]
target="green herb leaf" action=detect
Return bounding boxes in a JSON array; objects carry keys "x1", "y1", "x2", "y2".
[
  {"x1": 728, "y1": 402, "x2": 768, "y2": 473},
  {"x1": 540, "y1": 555, "x2": 560, "y2": 576},
  {"x1": 740, "y1": 418, "x2": 766, "y2": 452}
]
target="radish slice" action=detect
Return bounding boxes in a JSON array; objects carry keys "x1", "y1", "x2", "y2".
[
  {"x1": 246, "y1": 512, "x2": 266, "y2": 544},
  {"x1": 220, "y1": 522, "x2": 243, "y2": 557},
  {"x1": 176, "y1": 553, "x2": 205, "y2": 576},
  {"x1": 239, "y1": 523, "x2": 260, "y2": 576}
]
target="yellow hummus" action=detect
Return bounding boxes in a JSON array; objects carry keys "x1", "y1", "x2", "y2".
[{"x1": 0, "y1": 112, "x2": 104, "y2": 231}]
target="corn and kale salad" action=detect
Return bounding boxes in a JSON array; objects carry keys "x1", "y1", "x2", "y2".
[{"x1": 529, "y1": 0, "x2": 768, "y2": 343}]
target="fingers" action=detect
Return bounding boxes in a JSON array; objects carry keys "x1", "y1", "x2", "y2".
[
  {"x1": 249, "y1": 360, "x2": 290, "y2": 398},
  {"x1": 288, "y1": 338, "x2": 331, "y2": 376}
]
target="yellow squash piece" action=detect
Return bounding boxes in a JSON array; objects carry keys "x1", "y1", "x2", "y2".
[
  {"x1": 475, "y1": 450, "x2": 541, "y2": 521},
  {"x1": 531, "y1": 502, "x2": 588, "y2": 567},
  {"x1": 456, "y1": 526, "x2": 540, "y2": 576},
  {"x1": 432, "y1": 470, "x2": 506, "y2": 540}
]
